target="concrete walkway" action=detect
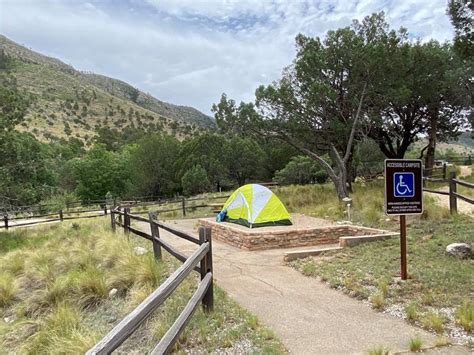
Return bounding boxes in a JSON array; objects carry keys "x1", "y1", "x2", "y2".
[{"x1": 138, "y1": 219, "x2": 438, "y2": 354}]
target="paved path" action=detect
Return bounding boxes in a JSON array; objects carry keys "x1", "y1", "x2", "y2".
[{"x1": 138, "y1": 219, "x2": 440, "y2": 354}]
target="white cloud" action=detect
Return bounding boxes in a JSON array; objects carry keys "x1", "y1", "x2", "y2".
[{"x1": 0, "y1": 0, "x2": 454, "y2": 115}]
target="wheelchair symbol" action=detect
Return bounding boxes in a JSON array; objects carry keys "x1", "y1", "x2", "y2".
[{"x1": 394, "y1": 173, "x2": 415, "y2": 197}]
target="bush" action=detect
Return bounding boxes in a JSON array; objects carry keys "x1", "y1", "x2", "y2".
[
  {"x1": 408, "y1": 335, "x2": 423, "y2": 351},
  {"x1": 274, "y1": 156, "x2": 327, "y2": 185},
  {"x1": 181, "y1": 165, "x2": 210, "y2": 196}
]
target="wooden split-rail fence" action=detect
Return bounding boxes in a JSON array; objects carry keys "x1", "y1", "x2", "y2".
[
  {"x1": 423, "y1": 171, "x2": 474, "y2": 214},
  {"x1": 86, "y1": 206, "x2": 214, "y2": 355},
  {"x1": 1, "y1": 195, "x2": 230, "y2": 231}
]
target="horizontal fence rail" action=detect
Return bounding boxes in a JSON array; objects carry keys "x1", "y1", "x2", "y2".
[
  {"x1": 88, "y1": 204, "x2": 214, "y2": 354},
  {"x1": 1, "y1": 194, "x2": 230, "y2": 231},
  {"x1": 423, "y1": 171, "x2": 473, "y2": 214}
]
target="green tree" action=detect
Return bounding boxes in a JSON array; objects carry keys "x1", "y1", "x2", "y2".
[
  {"x1": 274, "y1": 156, "x2": 328, "y2": 185},
  {"x1": 214, "y1": 14, "x2": 395, "y2": 199},
  {"x1": 225, "y1": 136, "x2": 266, "y2": 186},
  {"x1": 181, "y1": 165, "x2": 210, "y2": 196},
  {"x1": 177, "y1": 134, "x2": 228, "y2": 191},
  {"x1": 127, "y1": 134, "x2": 180, "y2": 197},
  {"x1": 448, "y1": 0, "x2": 474, "y2": 60},
  {"x1": 71, "y1": 144, "x2": 129, "y2": 201}
]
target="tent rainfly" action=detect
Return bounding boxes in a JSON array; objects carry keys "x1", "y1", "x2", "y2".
[{"x1": 218, "y1": 184, "x2": 292, "y2": 228}]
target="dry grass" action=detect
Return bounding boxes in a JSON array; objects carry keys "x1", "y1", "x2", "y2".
[{"x1": 0, "y1": 219, "x2": 285, "y2": 354}]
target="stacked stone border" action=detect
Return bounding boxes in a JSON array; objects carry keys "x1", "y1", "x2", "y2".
[{"x1": 198, "y1": 218, "x2": 397, "y2": 251}]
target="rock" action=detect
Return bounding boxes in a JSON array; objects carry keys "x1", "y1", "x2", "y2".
[
  {"x1": 108, "y1": 288, "x2": 118, "y2": 298},
  {"x1": 133, "y1": 246, "x2": 148, "y2": 256},
  {"x1": 422, "y1": 234, "x2": 433, "y2": 241},
  {"x1": 4, "y1": 316, "x2": 14, "y2": 323},
  {"x1": 446, "y1": 243, "x2": 472, "y2": 259}
]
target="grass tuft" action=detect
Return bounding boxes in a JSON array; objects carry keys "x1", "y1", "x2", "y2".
[
  {"x1": 455, "y1": 300, "x2": 474, "y2": 332},
  {"x1": 405, "y1": 302, "x2": 419, "y2": 322},
  {"x1": 366, "y1": 345, "x2": 389, "y2": 355},
  {"x1": 408, "y1": 335, "x2": 423, "y2": 351},
  {"x1": 421, "y1": 311, "x2": 446, "y2": 333},
  {"x1": 370, "y1": 292, "x2": 385, "y2": 310},
  {"x1": 0, "y1": 272, "x2": 17, "y2": 307}
]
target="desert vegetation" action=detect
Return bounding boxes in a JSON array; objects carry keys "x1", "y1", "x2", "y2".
[{"x1": 0, "y1": 219, "x2": 284, "y2": 354}]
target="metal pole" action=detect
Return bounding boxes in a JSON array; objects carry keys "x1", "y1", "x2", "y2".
[{"x1": 400, "y1": 215, "x2": 407, "y2": 280}]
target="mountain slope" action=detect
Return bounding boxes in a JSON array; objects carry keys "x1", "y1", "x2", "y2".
[{"x1": 0, "y1": 35, "x2": 214, "y2": 144}]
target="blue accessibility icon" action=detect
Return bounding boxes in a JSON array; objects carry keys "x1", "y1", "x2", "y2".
[{"x1": 394, "y1": 172, "x2": 415, "y2": 197}]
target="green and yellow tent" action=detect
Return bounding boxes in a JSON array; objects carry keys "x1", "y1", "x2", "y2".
[{"x1": 219, "y1": 184, "x2": 292, "y2": 228}]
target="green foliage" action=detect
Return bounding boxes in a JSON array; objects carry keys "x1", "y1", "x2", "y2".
[
  {"x1": 181, "y1": 165, "x2": 210, "y2": 196},
  {"x1": 71, "y1": 144, "x2": 129, "y2": 201},
  {"x1": 448, "y1": 0, "x2": 474, "y2": 60},
  {"x1": 274, "y1": 156, "x2": 328, "y2": 185},
  {"x1": 226, "y1": 136, "x2": 266, "y2": 185},
  {"x1": 128, "y1": 134, "x2": 180, "y2": 197}
]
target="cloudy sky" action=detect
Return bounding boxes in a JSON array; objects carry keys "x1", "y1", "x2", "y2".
[{"x1": 1, "y1": 0, "x2": 453, "y2": 115}]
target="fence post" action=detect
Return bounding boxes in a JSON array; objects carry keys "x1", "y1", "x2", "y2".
[
  {"x1": 118, "y1": 206, "x2": 123, "y2": 226},
  {"x1": 123, "y1": 207, "x2": 130, "y2": 235},
  {"x1": 182, "y1": 197, "x2": 186, "y2": 217},
  {"x1": 110, "y1": 208, "x2": 116, "y2": 232},
  {"x1": 199, "y1": 226, "x2": 213, "y2": 312},
  {"x1": 3, "y1": 215, "x2": 8, "y2": 231},
  {"x1": 442, "y1": 163, "x2": 447, "y2": 180},
  {"x1": 104, "y1": 204, "x2": 108, "y2": 215},
  {"x1": 149, "y1": 211, "x2": 161, "y2": 261},
  {"x1": 449, "y1": 171, "x2": 457, "y2": 214},
  {"x1": 59, "y1": 210, "x2": 63, "y2": 222}
]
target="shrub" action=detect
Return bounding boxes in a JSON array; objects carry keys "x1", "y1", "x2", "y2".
[{"x1": 274, "y1": 156, "x2": 327, "y2": 185}]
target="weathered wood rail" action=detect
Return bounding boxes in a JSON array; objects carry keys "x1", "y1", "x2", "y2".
[
  {"x1": 423, "y1": 171, "x2": 474, "y2": 214},
  {"x1": 1, "y1": 194, "x2": 230, "y2": 231},
  {"x1": 87, "y1": 206, "x2": 213, "y2": 354}
]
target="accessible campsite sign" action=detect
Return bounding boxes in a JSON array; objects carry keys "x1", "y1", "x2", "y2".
[{"x1": 384, "y1": 159, "x2": 423, "y2": 215}]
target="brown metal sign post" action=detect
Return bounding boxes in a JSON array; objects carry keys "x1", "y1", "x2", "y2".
[{"x1": 384, "y1": 159, "x2": 423, "y2": 280}]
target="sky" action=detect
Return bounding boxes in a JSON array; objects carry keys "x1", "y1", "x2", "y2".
[{"x1": 1, "y1": 0, "x2": 454, "y2": 115}]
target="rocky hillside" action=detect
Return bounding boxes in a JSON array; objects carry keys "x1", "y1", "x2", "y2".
[{"x1": 0, "y1": 35, "x2": 214, "y2": 144}]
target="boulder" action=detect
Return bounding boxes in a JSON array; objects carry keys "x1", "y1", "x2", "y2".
[
  {"x1": 133, "y1": 246, "x2": 148, "y2": 256},
  {"x1": 446, "y1": 243, "x2": 472, "y2": 259}
]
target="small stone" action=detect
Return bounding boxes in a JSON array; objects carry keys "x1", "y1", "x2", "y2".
[
  {"x1": 108, "y1": 288, "x2": 118, "y2": 298},
  {"x1": 133, "y1": 246, "x2": 148, "y2": 256},
  {"x1": 422, "y1": 234, "x2": 433, "y2": 241},
  {"x1": 446, "y1": 243, "x2": 472, "y2": 259},
  {"x1": 4, "y1": 317, "x2": 14, "y2": 323}
]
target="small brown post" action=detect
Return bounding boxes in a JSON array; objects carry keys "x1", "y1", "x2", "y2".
[
  {"x1": 3, "y1": 215, "x2": 8, "y2": 231},
  {"x1": 123, "y1": 207, "x2": 130, "y2": 235},
  {"x1": 400, "y1": 215, "x2": 407, "y2": 280},
  {"x1": 149, "y1": 211, "x2": 161, "y2": 261},
  {"x1": 118, "y1": 206, "x2": 123, "y2": 225},
  {"x1": 449, "y1": 171, "x2": 457, "y2": 214},
  {"x1": 104, "y1": 204, "x2": 108, "y2": 215},
  {"x1": 182, "y1": 197, "x2": 186, "y2": 217},
  {"x1": 110, "y1": 209, "x2": 116, "y2": 232},
  {"x1": 199, "y1": 226, "x2": 214, "y2": 312},
  {"x1": 442, "y1": 163, "x2": 447, "y2": 180},
  {"x1": 59, "y1": 210, "x2": 63, "y2": 222}
]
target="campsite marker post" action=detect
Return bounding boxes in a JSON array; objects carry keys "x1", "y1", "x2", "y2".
[{"x1": 384, "y1": 159, "x2": 423, "y2": 280}]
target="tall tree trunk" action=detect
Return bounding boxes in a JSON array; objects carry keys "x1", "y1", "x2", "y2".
[{"x1": 424, "y1": 111, "x2": 438, "y2": 177}]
